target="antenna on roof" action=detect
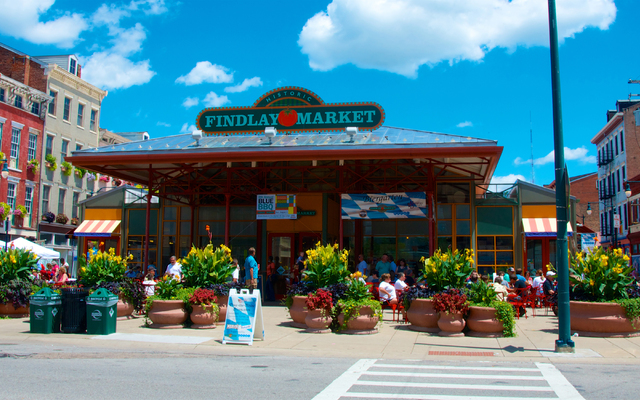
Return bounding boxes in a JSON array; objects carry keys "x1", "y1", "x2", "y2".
[{"x1": 530, "y1": 111, "x2": 535, "y2": 184}]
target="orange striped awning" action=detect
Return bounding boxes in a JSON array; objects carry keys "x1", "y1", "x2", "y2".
[
  {"x1": 522, "y1": 218, "x2": 573, "y2": 237},
  {"x1": 74, "y1": 220, "x2": 121, "y2": 237}
]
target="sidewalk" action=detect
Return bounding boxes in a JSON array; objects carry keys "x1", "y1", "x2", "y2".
[{"x1": 2, "y1": 306, "x2": 640, "y2": 364}]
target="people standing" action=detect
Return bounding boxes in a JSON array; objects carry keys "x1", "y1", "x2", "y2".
[
  {"x1": 376, "y1": 254, "x2": 393, "y2": 276},
  {"x1": 356, "y1": 254, "x2": 368, "y2": 275},
  {"x1": 245, "y1": 247, "x2": 259, "y2": 290},
  {"x1": 164, "y1": 256, "x2": 182, "y2": 278},
  {"x1": 231, "y1": 258, "x2": 240, "y2": 283}
]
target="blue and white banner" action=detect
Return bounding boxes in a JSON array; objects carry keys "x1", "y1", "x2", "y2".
[
  {"x1": 222, "y1": 289, "x2": 264, "y2": 345},
  {"x1": 580, "y1": 233, "x2": 597, "y2": 252},
  {"x1": 341, "y1": 192, "x2": 427, "y2": 219}
]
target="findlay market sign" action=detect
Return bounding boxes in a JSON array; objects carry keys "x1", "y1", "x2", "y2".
[{"x1": 196, "y1": 87, "x2": 385, "y2": 136}]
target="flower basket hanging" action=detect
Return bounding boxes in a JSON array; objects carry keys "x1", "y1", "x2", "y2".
[
  {"x1": 27, "y1": 159, "x2": 39, "y2": 173},
  {"x1": 13, "y1": 205, "x2": 27, "y2": 219},
  {"x1": 0, "y1": 202, "x2": 11, "y2": 221},
  {"x1": 86, "y1": 172, "x2": 96, "y2": 181},
  {"x1": 60, "y1": 161, "x2": 73, "y2": 176},
  {"x1": 70, "y1": 217, "x2": 79, "y2": 225},
  {"x1": 55, "y1": 213, "x2": 69, "y2": 224},
  {"x1": 74, "y1": 167, "x2": 86, "y2": 178},
  {"x1": 41, "y1": 212, "x2": 55, "y2": 223},
  {"x1": 45, "y1": 154, "x2": 57, "y2": 171}
]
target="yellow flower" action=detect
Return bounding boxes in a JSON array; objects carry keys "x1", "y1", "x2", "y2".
[
  {"x1": 613, "y1": 267, "x2": 623, "y2": 274},
  {"x1": 583, "y1": 268, "x2": 589, "y2": 274},
  {"x1": 623, "y1": 255, "x2": 630, "y2": 262},
  {"x1": 590, "y1": 279, "x2": 595, "y2": 286},
  {"x1": 81, "y1": 267, "x2": 86, "y2": 273}
]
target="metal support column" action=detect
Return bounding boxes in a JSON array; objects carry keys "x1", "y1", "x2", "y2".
[
  {"x1": 225, "y1": 194, "x2": 231, "y2": 246},
  {"x1": 339, "y1": 195, "x2": 343, "y2": 250},
  {"x1": 143, "y1": 168, "x2": 152, "y2": 275},
  {"x1": 322, "y1": 193, "x2": 328, "y2": 244}
]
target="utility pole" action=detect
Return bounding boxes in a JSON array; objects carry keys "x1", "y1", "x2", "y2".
[{"x1": 547, "y1": 0, "x2": 574, "y2": 353}]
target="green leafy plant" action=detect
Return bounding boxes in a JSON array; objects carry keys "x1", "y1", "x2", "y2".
[
  {"x1": 616, "y1": 298, "x2": 640, "y2": 329},
  {"x1": 335, "y1": 272, "x2": 383, "y2": 330},
  {"x1": 74, "y1": 167, "x2": 86, "y2": 178},
  {"x1": 78, "y1": 248, "x2": 131, "y2": 286},
  {"x1": 0, "y1": 279, "x2": 33, "y2": 309},
  {"x1": 432, "y1": 289, "x2": 469, "y2": 315},
  {"x1": 181, "y1": 244, "x2": 235, "y2": 288},
  {"x1": 420, "y1": 248, "x2": 475, "y2": 291},
  {"x1": 466, "y1": 281, "x2": 497, "y2": 306},
  {"x1": 55, "y1": 213, "x2": 69, "y2": 224},
  {"x1": 13, "y1": 205, "x2": 27, "y2": 219},
  {"x1": 569, "y1": 248, "x2": 634, "y2": 301},
  {"x1": 92, "y1": 279, "x2": 147, "y2": 312},
  {"x1": 154, "y1": 274, "x2": 182, "y2": 299},
  {"x1": 302, "y1": 242, "x2": 350, "y2": 288},
  {"x1": 45, "y1": 154, "x2": 57, "y2": 171},
  {"x1": 0, "y1": 248, "x2": 39, "y2": 282},
  {"x1": 491, "y1": 300, "x2": 517, "y2": 337},
  {"x1": 27, "y1": 159, "x2": 39, "y2": 173},
  {"x1": 306, "y1": 288, "x2": 334, "y2": 317},
  {"x1": 60, "y1": 161, "x2": 73, "y2": 176},
  {"x1": 144, "y1": 286, "x2": 194, "y2": 314},
  {"x1": 0, "y1": 202, "x2": 11, "y2": 221}
]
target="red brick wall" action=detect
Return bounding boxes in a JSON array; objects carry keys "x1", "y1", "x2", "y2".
[
  {"x1": 570, "y1": 174, "x2": 599, "y2": 232},
  {"x1": 623, "y1": 103, "x2": 640, "y2": 181},
  {"x1": 0, "y1": 47, "x2": 48, "y2": 93},
  {"x1": 0, "y1": 102, "x2": 43, "y2": 230}
]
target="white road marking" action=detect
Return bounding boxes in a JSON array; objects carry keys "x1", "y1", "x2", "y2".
[
  {"x1": 363, "y1": 370, "x2": 546, "y2": 380},
  {"x1": 354, "y1": 381, "x2": 554, "y2": 392},
  {"x1": 342, "y1": 394, "x2": 559, "y2": 400},
  {"x1": 371, "y1": 364, "x2": 540, "y2": 372},
  {"x1": 312, "y1": 359, "x2": 378, "y2": 400},
  {"x1": 536, "y1": 363, "x2": 586, "y2": 400}
]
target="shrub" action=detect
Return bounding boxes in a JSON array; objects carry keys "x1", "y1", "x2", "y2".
[
  {"x1": 569, "y1": 248, "x2": 634, "y2": 301},
  {"x1": 420, "y1": 248, "x2": 475, "y2": 291},
  {"x1": 0, "y1": 248, "x2": 39, "y2": 282},
  {"x1": 302, "y1": 242, "x2": 350, "y2": 288},
  {"x1": 181, "y1": 244, "x2": 235, "y2": 288},
  {"x1": 432, "y1": 288, "x2": 469, "y2": 315}
]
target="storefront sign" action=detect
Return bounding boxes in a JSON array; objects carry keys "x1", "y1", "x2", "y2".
[
  {"x1": 298, "y1": 209, "x2": 316, "y2": 217},
  {"x1": 222, "y1": 289, "x2": 264, "y2": 346},
  {"x1": 580, "y1": 233, "x2": 597, "y2": 251},
  {"x1": 257, "y1": 194, "x2": 297, "y2": 220},
  {"x1": 196, "y1": 87, "x2": 385, "y2": 136},
  {"x1": 341, "y1": 192, "x2": 427, "y2": 219}
]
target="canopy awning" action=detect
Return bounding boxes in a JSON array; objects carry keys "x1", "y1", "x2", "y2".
[
  {"x1": 74, "y1": 220, "x2": 121, "y2": 237},
  {"x1": 523, "y1": 218, "x2": 573, "y2": 237}
]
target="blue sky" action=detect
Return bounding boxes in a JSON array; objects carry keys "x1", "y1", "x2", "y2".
[{"x1": 0, "y1": 0, "x2": 637, "y2": 185}]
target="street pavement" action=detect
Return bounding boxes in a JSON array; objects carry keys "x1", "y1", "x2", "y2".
[{"x1": 2, "y1": 306, "x2": 640, "y2": 399}]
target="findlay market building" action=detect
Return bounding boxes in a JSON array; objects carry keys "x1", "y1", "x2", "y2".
[{"x1": 67, "y1": 87, "x2": 576, "y2": 294}]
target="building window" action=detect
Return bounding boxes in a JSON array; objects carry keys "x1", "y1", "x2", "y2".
[
  {"x1": 0, "y1": 121, "x2": 3, "y2": 142},
  {"x1": 621, "y1": 131, "x2": 625, "y2": 152},
  {"x1": 623, "y1": 166, "x2": 626, "y2": 183},
  {"x1": 77, "y1": 103, "x2": 84, "y2": 126},
  {"x1": 63, "y1": 97, "x2": 71, "y2": 121},
  {"x1": 617, "y1": 169, "x2": 621, "y2": 192},
  {"x1": 61, "y1": 139, "x2": 69, "y2": 162},
  {"x1": 42, "y1": 186, "x2": 50, "y2": 213},
  {"x1": 90, "y1": 109, "x2": 97, "y2": 131},
  {"x1": 14, "y1": 94, "x2": 23, "y2": 109},
  {"x1": 58, "y1": 188, "x2": 66, "y2": 215},
  {"x1": 72, "y1": 192, "x2": 80, "y2": 219},
  {"x1": 76, "y1": 143, "x2": 83, "y2": 151},
  {"x1": 45, "y1": 135, "x2": 54, "y2": 157},
  {"x1": 0, "y1": 88, "x2": 5, "y2": 102},
  {"x1": 615, "y1": 135, "x2": 619, "y2": 155},
  {"x1": 7, "y1": 183, "x2": 16, "y2": 222},
  {"x1": 48, "y1": 91, "x2": 56, "y2": 115},
  {"x1": 25, "y1": 186, "x2": 33, "y2": 214},
  {"x1": 31, "y1": 101, "x2": 40, "y2": 115},
  {"x1": 28, "y1": 133, "x2": 37, "y2": 161},
  {"x1": 10, "y1": 127, "x2": 20, "y2": 165},
  {"x1": 70, "y1": 58, "x2": 77, "y2": 75}
]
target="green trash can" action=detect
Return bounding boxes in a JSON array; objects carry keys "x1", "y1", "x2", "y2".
[
  {"x1": 29, "y1": 288, "x2": 62, "y2": 334},
  {"x1": 86, "y1": 288, "x2": 118, "y2": 335}
]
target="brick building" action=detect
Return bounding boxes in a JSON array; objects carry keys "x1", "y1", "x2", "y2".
[
  {"x1": 0, "y1": 43, "x2": 52, "y2": 240},
  {"x1": 591, "y1": 100, "x2": 640, "y2": 250}
]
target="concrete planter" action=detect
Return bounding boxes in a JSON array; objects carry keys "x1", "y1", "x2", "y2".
[
  {"x1": 570, "y1": 301, "x2": 640, "y2": 337},
  {"x1": 289, "y1": 296, "x2": 308, "y2": 328},
  {"x1": 216, "y1": 295, "x2": 229, "y2": 324},
  {"x1": 305, "y1": 309, "x2": 331, "y2": 333},
  {"x1": 437, "y1": 312, "x2": 465, "y2": 337},
  {"x1": 190, "y1": 304, "x2": 217, "y2": 329},
  {"x1": 0, "y1": 303, "x2": 29, "y2": 318},
  {"x1": 407, "y1": 298, "x2": 439, "y2": 333},
  {"x1": 466, "y1": 306, "x2": 504, "y2": 337},
  {"x1": 337, "y1": 306, "x2": 379, "y2": 335},
  {"x1": 148, "y1": 300, "x2": 187, "y2": 329},
  {"x1": 117, "y1": 296, "x2": 134, "y2": 319}
]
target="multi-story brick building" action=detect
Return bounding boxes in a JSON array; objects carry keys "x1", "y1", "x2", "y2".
[
  {"x1": 591, "y1": 100, "x2": 640, "y2": 250},
  {"x1": 0, "y1": 43, "x2": 51, "y2": 240}
]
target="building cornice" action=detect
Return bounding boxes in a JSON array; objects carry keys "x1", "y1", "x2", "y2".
[
  {"x1": 48, "y1": 66, "x2": 107, "y2": 102},
  {"x1": 591, "y1": 113, "x2": 622, "y2": 145}
]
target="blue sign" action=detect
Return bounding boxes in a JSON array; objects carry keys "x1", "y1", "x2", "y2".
[
  {"x1": 341, "y1": 192, "x2": 427, "y2": 219},
  {"x1": 581, "y1": 233, "x2": 597, "y2": 252},
  {"x1": 222, "y1": 289, "x2": 264, "y2": 345}
]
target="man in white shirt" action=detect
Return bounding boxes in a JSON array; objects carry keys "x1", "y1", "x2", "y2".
[
  {"x1": 231, "y1": 258, "x2": 240, "y2": 283},
  {"x1": 165, "y1": 256, "x2": 182, "y2": 278},
  {"x1": 394, "y1": 272, "x2": 408, "y2": 292},
  {"x1": 356, "y1": 254, "x2": 368, "y2": 275}
]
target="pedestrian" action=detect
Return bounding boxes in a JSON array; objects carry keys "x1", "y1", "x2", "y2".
[
  {"x1": 356, "y1": 254, "x2": 368, "y2": 275},
  {"x1": 376, "y1": 254, "x2": 393, "y2": 276},
  {"x1": 378, "y1": 273, "x2": 398, "y2": 306},
  {"x1": 245, "y1": 247, "x2": 259, "y2": 290},
  {"x1": 164, "y1": 256, "x2": 182, "y2": 278},
  {"x1": 232, "y1": 258, "x2": 240, "y2": 283}
]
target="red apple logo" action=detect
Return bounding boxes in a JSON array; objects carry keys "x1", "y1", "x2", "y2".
[{"x1": 278, "y1": 109, "x2": 298, "y2": 127}]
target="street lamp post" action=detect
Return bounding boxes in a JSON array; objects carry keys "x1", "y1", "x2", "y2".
[
  {"x1": 577, "y1": 202, "x2": 592, "y2": 226},
  {"x1": 0, "y1": 159, "x2": 10, "y2": 251}
]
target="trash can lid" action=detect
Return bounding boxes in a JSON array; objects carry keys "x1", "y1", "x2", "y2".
[
  {"x1": 30, "y1": 287, "x2": 62, "y2": 301},
  {"x1": 87, "y1": 287, "x2": 118, "y2": 301}
]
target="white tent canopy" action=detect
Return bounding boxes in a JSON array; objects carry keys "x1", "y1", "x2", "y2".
[{"x1": 8, "y1": 237, "x2": 61, "y2": 259}]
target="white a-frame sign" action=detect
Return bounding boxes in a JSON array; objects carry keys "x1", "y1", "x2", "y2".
[{"x1": 222, "y1": 289, "x2": 264, "y2": 345}]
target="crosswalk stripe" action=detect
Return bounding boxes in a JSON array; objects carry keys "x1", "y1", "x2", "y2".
[
  {"x1": 371, "y1": 364, "x2": 540, "y2": 372},
  {"x1": 353, "y1": 381, "x2": 554, "y2": 392},
  {"x1": 341, "y1": 393, "x2": 559, "y2": 400},
  {"x1": 363, "y1": 371, "x2": 546, "y2": 381},
  {"x1": 536, "y1": 363, "x2": 585, "y2": 400},
  {"x1": 313, "y1": 359, "x2": 377, "y2": 400}
]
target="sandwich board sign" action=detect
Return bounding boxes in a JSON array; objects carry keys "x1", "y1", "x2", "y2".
[{"x1": 222, "y1": 289, "x2": 264, "y2": 345}]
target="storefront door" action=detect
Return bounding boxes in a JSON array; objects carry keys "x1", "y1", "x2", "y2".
[
  {"x1": 268, "y1": 233, "x2": 294, "y2": 299},
  {"x1": 525, "y1": 238, "x2": 556, "y2": 275}
]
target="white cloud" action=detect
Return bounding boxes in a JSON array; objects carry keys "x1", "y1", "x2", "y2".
[
  {"x1": 203, "y1": 91, "x2": 230, "y2": 107},
  {"x1": 110, "y1": 23, "x2": 147, "y2": 56},
  {"x1": 298, "y1": 0, "x2": 616, "y2": 77},
  {"x1": 491, "y1": 174, "x2": 527, "y2": 185},
  {"x1": 224, "y1": 77, "x2": 263, "y2": 93},
  {"x1": 180, "y1": 123, "x2": 197, "y2": 134},
  {"x1": 128, "y1": 0, "x2": 168, "y2": 15},
  {"x1": 92, "y1": 4, "x2": 130, "y2": 31},
  {"x1": 182, "y1": 97, "x2": 199, "y2": 108},
  {"x1": 176, "y1": 62, "x2": 234, "y2": 86},
  {"x1": 81, "y1": 52, "x2": 155, "y2": 90},
  {"x1": 156, "y1": 121, "x2": 170, "y2": 127},
  {"x1": 0, "y1": 0, "x2": 88, "y2": 48},
  {"x1": 514, "y1": 146, "x2": 597, "y2": 166},
  {"x1": 456, "y1": 121, "x2": 473, "y2": 128}
]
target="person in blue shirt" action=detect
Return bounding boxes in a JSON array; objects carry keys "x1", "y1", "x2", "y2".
[
  {"x1": 356, "y1": 254, "x2": 368, "y2": 275},
  {"x1": 244, "y1": 247, "x2": 259, "y2": 290},
  {"x1": 515, "y1": 268, "x2": 526, "y2": 282}
]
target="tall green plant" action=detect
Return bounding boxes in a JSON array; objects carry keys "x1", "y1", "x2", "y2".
[
  {"x1": 420, "y1": 248, "x2": 475, "y2": 291},
  {"x1": 466, "y1": 281, "x2": 497, "y2": 306},
  {"x1": 181, "y1": 244, "x2": 235, "y2": 287},
  {"x1": 78, "y1": 248, "x2": 130, "y2": 286},
  {"x1": 0, "y1": 248, "x2": 39, "y2": 282},
  {"x1": 302, "y1": 242, "x2": 350, "y2": 288},
  {"x1": 569, "y1": 247, "x2": 634, "y2": 301}
]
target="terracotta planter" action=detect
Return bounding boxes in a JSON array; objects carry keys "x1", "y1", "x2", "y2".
[
  {"x1": 147, "y1": 300, "x2": 187, "y2": 329},
  {"x1": 289, "y1": 296, "x2": 308, "y2": 328},
  {"x1": 305, "y1": 309, "x2": 331, "y2": 333},
  {"x1": 466, "y1": 306, "x2": 504, "y2": 337},
  {"x1": 407, "y1": 298, "x2": 440, "y2": 333},
  {"x1": 117, "y1": 296, "x2": 134, "y2": 319},
  {"x1": 190, "y1": 304, "x2": 217, "y2": 329},
  {"x1": 337, "y1": 306, "x2": 379, "y2": 335},
  {"x1": 437, "y1": 312, "x2": 466, "y2": 337},
  {"x1": 216, "y1": 295, "x2": 229, "y2": 324},
  {"x1": 0, "y1": 303, "x2": 29, "y2": 318},
  {"x1": 570, "y1": 301, "x2": 640, "y2": 337}
]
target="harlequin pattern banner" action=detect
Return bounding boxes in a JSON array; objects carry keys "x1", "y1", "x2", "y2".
[
  {"x1": 341, "y1": 192, "x2": 427, "y2": 219},
  {"x1": 256, "y1": 194, "x2": 297, "y2": 219}
]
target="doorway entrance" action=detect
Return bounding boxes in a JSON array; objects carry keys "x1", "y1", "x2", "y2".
[{"x1": 525, "y1": 238, "x2": 556, "y2": 275}]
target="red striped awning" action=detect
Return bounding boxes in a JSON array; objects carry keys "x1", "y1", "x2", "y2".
[
  {"x1": 523, "y1": 218, "x2": 573, "y2": 237},
  {"x1": 74, "y1": 220, "x2": 121, "y2": 237}
]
